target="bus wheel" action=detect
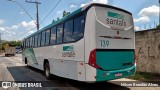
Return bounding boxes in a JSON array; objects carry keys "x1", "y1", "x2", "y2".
[
  {"x1": 44, "y1": 62, "x2": 51, "y2": 79},
  {"x1": 25, "y1": 57, "x2": 29, "y2": 68}
]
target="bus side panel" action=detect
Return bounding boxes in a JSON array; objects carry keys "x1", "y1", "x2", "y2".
[
  {"x1": 34, "y1": 46, "x2": 61, "y2": 74},
  {"x1": 50, "y1": 59, "x2": 60, "y2": 76},
  {"x1": 84, "y1": 7, "x2": 97, "y2": 82},
  {"x1": 54, "y1": 39, "x2": 85, "y2": 81},
  {"x1": 34, "y1": 46, "x2": 54, "y2": 70},
  {"x1": 23, "y1": 40, "x2": 86, "y2": 81}
]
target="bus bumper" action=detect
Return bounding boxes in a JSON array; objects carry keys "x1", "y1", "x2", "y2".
[{"x1": 96, "y1": 64, "x2": 136, "y2": 82}]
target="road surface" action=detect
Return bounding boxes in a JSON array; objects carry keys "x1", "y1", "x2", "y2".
[{"x1": 0, "y1": 54, "x2": 159, "y2": 90}]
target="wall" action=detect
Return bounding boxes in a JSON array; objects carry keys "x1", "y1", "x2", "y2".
[{"x1": 135, "y1": 29, "x2": 160, "y2": 74}]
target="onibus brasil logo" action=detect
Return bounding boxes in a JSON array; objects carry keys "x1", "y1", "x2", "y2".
[
  {"x1": 1, "y1": 81, "x2": 42, "y2": 89},
  {"x1": 106, "y1": 11, "x2": 126, "y2": 27}
]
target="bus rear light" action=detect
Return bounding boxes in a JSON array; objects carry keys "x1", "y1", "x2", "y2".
[{"x1": 88, "y1": 49, "x2": 100, "y2": 69}]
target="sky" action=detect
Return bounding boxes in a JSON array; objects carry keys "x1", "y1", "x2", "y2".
[{"x1": 0, "y1": 0, "x2": 159, "y2": 41}]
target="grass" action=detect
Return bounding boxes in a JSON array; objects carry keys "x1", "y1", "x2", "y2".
[{"x1": 128, "y1": 71, "x2": 160, "y2": 81}]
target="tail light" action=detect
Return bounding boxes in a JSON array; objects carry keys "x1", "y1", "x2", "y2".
[{"x1": 88, "y1": 49, "x2": 100, "y2": 69}]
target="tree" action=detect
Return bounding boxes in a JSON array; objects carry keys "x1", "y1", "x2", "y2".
[
  {"x1": 57, "y1": 17, "x2": 60, "y2": 21},
  {"x1": 52, "y1": 19, "x2": 56, "y2": 23},
  {"x1": 63, "y1": 10, "x2": 70, "y2": 17},
  {"x1": 2, "y1": 41, "x2": 22, "y2": 49},
  {"x1": 157, "y1": 24, "x2": 160, "y2": 29},
  {"x1": 52, "y1": 10, "x2": 70, "y2": 23}
]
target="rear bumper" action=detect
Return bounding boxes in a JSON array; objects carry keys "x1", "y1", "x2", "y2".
[{"x1": 96, "y1": 64, "x2": 136, "y2": 82}]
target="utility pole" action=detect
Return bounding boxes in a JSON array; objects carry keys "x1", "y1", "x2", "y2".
[{"x1": 26, "y1": 0, "x2": 41, "y2": 31}]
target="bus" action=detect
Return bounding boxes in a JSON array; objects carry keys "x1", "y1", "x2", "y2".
[{"x1": 22, "y1": 3, "x2": 136, "y2": 82}]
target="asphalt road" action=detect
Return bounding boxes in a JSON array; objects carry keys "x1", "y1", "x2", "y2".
[{"x1": 0, "y1": 54, "x2": 159, "y2": 90}]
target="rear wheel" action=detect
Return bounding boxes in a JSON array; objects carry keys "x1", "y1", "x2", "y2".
[{"x1": 44, "y1": 62, "x2": 51, "y2": 79}]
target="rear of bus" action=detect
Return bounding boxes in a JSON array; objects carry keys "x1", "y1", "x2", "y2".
[{"x1": 84, "y1": 4, "x2": 136, "y2": 82}]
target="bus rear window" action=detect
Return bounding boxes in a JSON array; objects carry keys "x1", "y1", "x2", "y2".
[{"x1": 95, "y1": 6, "x2": 133, "y2": 30}]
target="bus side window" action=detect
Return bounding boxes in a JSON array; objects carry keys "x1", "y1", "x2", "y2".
[
  {"x1": 25, "y1": 39, "x2": 28, "y2": 48},
  {"x1": 27, "y1": 39, "x2": 29, "y2": 48},
  {"x1": 41, "y1": 31, "x2": 46, "y2": 46},
  {"x1": 32, "y1": 36, "x2": 35, "y2": 47},
  {"x1": 73, "y1": 15, "x2": 85, "y2": 41},
  {"x1": 35, "y1": 35, "x2": 38, "y2": 47},
  {"x1": 38, "y1": 33, "x2": 41, "y2": 47},
  {"x1": 64, "y1": 19, "x2": 74, "y2": 42},
  {"x1": 30, "y1": 37, "x2": 32, "y2": 47},
  {"x1": 57, "y1": 24, "x2": 63, "y2": 44},
  {"x1": 50, "y1": 27, "x2": 57, "y2": 45},
  {"x1": 45, "y1": 29, "x2": 50, "y2": 45},
  {"x1": 28, "y1": 38, "x2": 30, "y2": 47}
]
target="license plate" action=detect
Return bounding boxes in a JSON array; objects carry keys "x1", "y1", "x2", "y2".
[{"x1": 115, "y1": 73, "x2": 122, "y2": 77}]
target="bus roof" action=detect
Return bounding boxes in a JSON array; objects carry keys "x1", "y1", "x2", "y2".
[{"x1": 26, "y1": 3, "x2": 132, "y2": 39}]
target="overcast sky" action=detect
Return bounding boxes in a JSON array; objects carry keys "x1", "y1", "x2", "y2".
[{"x1": 0, "y1": 0, "x2": 159, "y2": 41}]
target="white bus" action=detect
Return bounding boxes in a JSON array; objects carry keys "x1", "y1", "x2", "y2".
[{"x1": 22, "y1": 3, "x2": 136, "y2": 82}]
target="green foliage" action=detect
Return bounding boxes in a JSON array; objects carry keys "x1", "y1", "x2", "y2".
[
  {"x1": 57, "y1": 17, "x2": 60, "y2": 21},
  {"x1": 157, "y1": 24, "x2": 160, "y2": 29},
  {"x1": 2, "y1": 41, "x2": 22, "y2": 48},
  {"x1": 52, "y1": 10, "x2": 70, "y2": 23},
  {"x1": 52, "y1": 19, "x2": 55, "y2": 23},
  {"x1": 0, "y1": 41, "x2": 22, "y2": 50},
  {"x1": 0, "y1": 45, "x2": 5, "y2": 50},
  {"x1": 128, "y1": 71, "x2": 160, "y2": 81},
  {"x1": 63, "y1": 10, "x2": 70, "y2": 17}
]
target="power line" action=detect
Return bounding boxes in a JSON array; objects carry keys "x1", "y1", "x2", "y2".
[
  {"x1": 40, "y1": 0, "x2": 54, "y2": 18},
  {"x1": 13, "y1": 3, "x2": 31, "y2": 25},
  {"x1": 9, "y1": 2, "x2": 26, "y2": 26},
  {"x1": 39, "y1": 0, "x2": 58, "y2": 26},
  {"x1": 12, "y1": 0, "x2": 64, "y2": 40},
  {"x1": 50, "y1": 0, "x2": 68, "y2": 20},
  {"x1": 40, "y1": 0, "x2": 62, "y2": 24},
  {"x1": 8, "y1": 0, "x2": 37, "y2": 26},
  {"x1": 13, "y1": 27, "x2": 37, "y2": 40}
]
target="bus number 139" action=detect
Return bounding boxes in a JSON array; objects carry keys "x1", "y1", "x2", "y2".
[{"x1": 100, "y1": 40, "x2": 109, "y2": 47}]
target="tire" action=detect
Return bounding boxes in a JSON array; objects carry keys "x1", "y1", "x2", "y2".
[
  {"x1": 25, "y1": 58, "x2": 30, "y2": 68},
  {"x1": 44, "y1": 62, "x2": 51, "y2": 79}
]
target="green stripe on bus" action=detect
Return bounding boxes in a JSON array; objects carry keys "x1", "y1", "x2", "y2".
[
  {"x1": 96, "y1": 51, "x2": 134, "y2": 70},
  {"x1": 108, "y1": 11, "x2": 124, "y2": 19},
  {"x1": 96, "y1": 65, "x2": 136, "y2": 82},
  {"x1": 95, "y1": 50, "x2": 135, "y2": 81},
  {"x1": 24, "y1": 48, "x2": 38, "y2": 64}
]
